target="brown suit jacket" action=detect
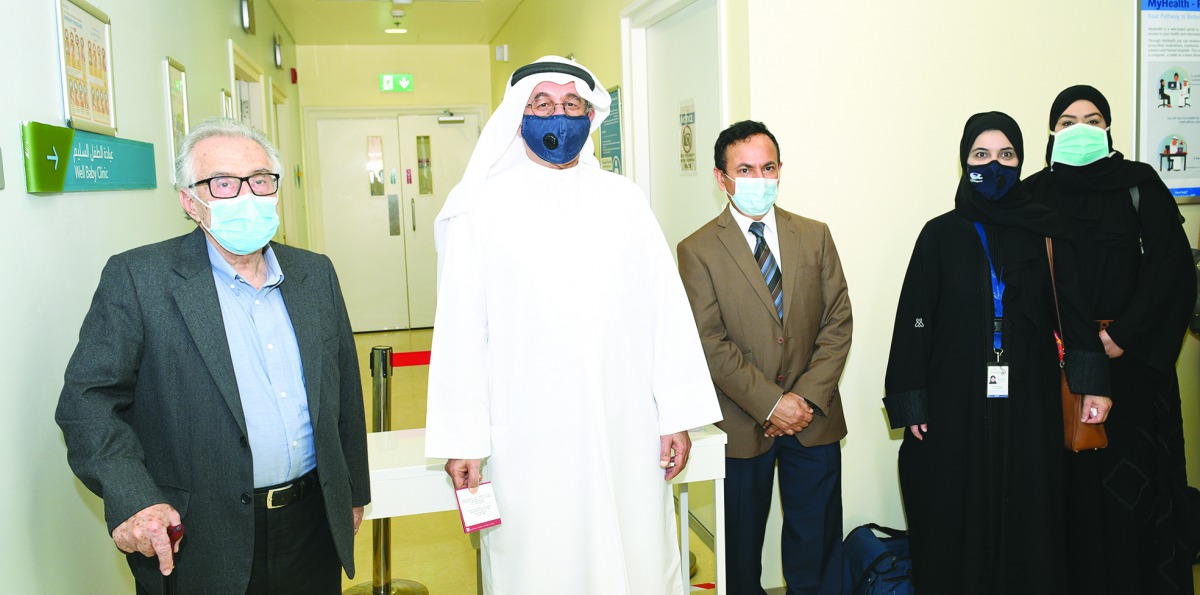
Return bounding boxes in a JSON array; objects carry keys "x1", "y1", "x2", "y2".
[{"x1": 678, "y1": 207, "x2": 852, "y2": 459}]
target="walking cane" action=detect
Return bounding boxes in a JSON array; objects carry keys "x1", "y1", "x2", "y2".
[{"x1": 163, "y1": 523, "x2": 184, "y2": 595}]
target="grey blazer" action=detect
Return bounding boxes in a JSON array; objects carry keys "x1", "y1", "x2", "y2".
[
  {"x1": 678, "y1": 207, "x2": 853, "y2": 459},
  {"x1": 56, "y1": 228, "x2": 370, "y2": 594}
]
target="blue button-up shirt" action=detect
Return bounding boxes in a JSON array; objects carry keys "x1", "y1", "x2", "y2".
[{"x1": 207, "y1": 241, "x2": 316, "y2": 488}]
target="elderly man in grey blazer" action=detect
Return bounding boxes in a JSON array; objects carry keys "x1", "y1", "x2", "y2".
[{"x1": 56, "y1": 118, "x2": 370, "y2": 595}]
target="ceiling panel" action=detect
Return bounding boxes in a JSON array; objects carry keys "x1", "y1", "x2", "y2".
[{"x1": 267, "y1": 0, "x2": 521, "y2": 45}]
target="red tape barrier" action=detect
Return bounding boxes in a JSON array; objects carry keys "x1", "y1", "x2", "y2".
[{"x1": 391, "y1": 350, "x2": 431, "y2": 368}]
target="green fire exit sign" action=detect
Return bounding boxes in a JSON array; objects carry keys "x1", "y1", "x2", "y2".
[{"x1": 380, "y1": 74, "x2": 414, "y2": 92}]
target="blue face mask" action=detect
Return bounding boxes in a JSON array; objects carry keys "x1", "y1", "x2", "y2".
[
  {"x1": 967, "y1": 160, "x2": 1021, "y2": 201},
  {"x1": 193, "y1": 193, "x2": 280, "y2": 255},
  {"x1": 723, "y1": 173, "x2": 778, "y2": 216},
  {"x1": 521, "y1": 114, "x2": 591, "y2": 164}
]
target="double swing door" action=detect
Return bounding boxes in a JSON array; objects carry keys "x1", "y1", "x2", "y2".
[{"x1": 309, "y1": 111, "x2": 479, "y2": 331}]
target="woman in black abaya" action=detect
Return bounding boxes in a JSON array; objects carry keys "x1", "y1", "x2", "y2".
[
  {"x1": 884, "y1": 112, "x2": 1111, "y2": 594},
  {"x1": 1024, "y1": 85, "x2": 1197, "y2": 595}
]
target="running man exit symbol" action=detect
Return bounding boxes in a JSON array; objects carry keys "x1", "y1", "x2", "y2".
[{"x1": 380, "y1": 74, "x2": 414, "y2": 92}]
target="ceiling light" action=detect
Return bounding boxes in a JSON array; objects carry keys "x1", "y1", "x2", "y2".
[{"x1": 384, "y1": 23, "x2": 407, "y2": 34}]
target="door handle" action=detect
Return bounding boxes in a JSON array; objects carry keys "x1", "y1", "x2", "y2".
[{"x1": 411, "y1": 197, "x2": 416, "y2": 231}]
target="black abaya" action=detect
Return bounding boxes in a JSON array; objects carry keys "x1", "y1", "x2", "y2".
[
  {"x1": 885, "y1": 213, "x2": 1067, "y2": 594},
  {"x1": 1025, "y1": 158, "x2": 1196, "y2": 595},
  {"x1": 883, "y1": 112, "x2": 1109, "y2": 594}
]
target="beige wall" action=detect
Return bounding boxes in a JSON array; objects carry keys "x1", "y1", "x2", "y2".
[
  {"x1": 487, "y1": 0, "x2": 629, "y2": 105},
  {"x1": 748, "y1": 0, "x2": 1200, "y2": 531},
  {"x1": 0, "y1": 0, "x2": 303, "y2": 591},
  {"x1": 295, "y1": 44, "x2": 491, "y2": 108}
]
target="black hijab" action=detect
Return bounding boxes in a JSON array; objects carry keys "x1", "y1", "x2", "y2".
[
  {"x1": 954, "y1": 111, "x2": 1064, "y2": 237},
  {"x1": 1042, "y1": 85, "x2": 1157, "y2": 192}
]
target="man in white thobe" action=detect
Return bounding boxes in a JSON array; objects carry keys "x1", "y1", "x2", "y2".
[{"x1": 425, "y1": 56, "x2": 722, "y2": 594}]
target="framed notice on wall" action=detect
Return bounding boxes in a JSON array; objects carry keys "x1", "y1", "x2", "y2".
[
  {"x1": 600, "y1": 86, "x2": 624, "y2": 175},
  {"x1": 56, "y1": 0, "x2": 116, "y2": 136},
  {"x1": 1136, "y1": 0, "x2": 1200, "y2": 203},
  {"x1": 164, "y1": 57, "x2": 189, "y2": 182}
]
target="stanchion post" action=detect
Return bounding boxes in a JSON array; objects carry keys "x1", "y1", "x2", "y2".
[{"x1": 345, "y1": 347, "x2": 428, "y2": 595}]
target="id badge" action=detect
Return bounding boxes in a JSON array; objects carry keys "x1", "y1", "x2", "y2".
[{"x1": 985, "y1": 364, "x2": 1009, "y2": 399}]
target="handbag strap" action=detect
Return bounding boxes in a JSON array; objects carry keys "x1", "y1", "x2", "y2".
[
  {"x1": 863, "y1": 522, "x2": 908, "y2": 539},
  {"x1": 1045, "y1": 237, "x2": 1067, "y2": 361}
]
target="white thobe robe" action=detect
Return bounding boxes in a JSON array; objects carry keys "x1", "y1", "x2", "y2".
[{"x1": 426, "y1": 160, "x2": 722, "y2": 594}]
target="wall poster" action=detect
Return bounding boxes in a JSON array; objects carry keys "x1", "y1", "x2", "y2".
[
  {"x1": 57, "y1": 0, "x2": 115, "y2": 136},
  {"x1": 600, "y1": 86, "x2": 624, "y2": 175},
  {"x1": 1137, "y1": 0, "x2": 1200, "y2": 203},
  {"x1": 165, "y1": 57, "x2": 189, "y2": 183}
]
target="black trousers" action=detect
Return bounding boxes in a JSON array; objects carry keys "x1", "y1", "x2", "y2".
[
  {"x1": 724, "y1": 438, "x2": 842, "y2": 595},
  {"x1": 136, "y1": 476, "x2": 342, "y2": 595},
  {"x1": 245, "y1": 478, "x2": 341, "y2": 595}
]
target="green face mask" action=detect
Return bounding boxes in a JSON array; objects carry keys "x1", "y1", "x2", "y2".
[{"x1": 1050, "y1": 124, "x2": 1110, "y2": 167}]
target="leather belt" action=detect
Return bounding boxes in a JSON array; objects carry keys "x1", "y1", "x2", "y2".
[{"x1": 254, "y1": 469, "x2": 317, "y2": 510}]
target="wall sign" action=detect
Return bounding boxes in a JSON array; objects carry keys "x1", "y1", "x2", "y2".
[
  {"x1": 380, "y1": 73, "x2": 414, "y2": 92},
  {"x1": 22, "y1": 121, "x2": 156, "y2": 193},
  {"x1": 679, "y1": 100, "x2": 696, "y2": 174},
  {"x1": 600, "y1": 86, "x2": 624, "y2": 175},
  {"x1": 1137, "y1": 0, "x2": 1200, "y2": 203}
]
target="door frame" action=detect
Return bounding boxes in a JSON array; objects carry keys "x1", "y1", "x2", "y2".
[
  {"x1": 620, "y1": 0, "x2": 748, "y2": 201},
  {"x1": 301, "y1": 105, "x2": 487, "y2": 252}
]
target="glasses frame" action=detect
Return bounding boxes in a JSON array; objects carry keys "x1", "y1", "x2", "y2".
[
  {"x1": 524, "y1": 99, "x2": 591, "y2": 118},
  {"x1": 189, "y1": 173, "x2": 281, "y2": 198}
]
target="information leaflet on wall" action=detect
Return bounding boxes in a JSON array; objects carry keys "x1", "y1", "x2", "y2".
[
  {"x1": 600, "y1": 86, "x2": 623, "y2": 175},
  {"x1": 22, "y1": 121, "x2": 156, "y2": 193},
  {"x1": 680, "y1": 100, "x2": 696, "y2": 174},
  {"x1": 1138, "y1": 0, "x2": 1200, "y2": 200}
]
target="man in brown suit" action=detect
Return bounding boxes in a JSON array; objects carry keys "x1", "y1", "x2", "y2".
[{"x1": 678, "y1": 120, "x2": 852, "y2": 595}]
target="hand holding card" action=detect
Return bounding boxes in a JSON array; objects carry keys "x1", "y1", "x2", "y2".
[{"x1": 455, "y1": 482, "x2": 502, "y2": 533}]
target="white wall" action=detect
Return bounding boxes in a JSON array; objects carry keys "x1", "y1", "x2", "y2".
[
  {"x1": 747, "y1": 0, "x2": 1200, "y2": 533},
  {"x1": 0, "y1": 0, "x2": 302, "y2": 590}
]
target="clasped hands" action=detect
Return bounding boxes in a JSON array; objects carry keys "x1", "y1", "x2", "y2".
[{"x1": 763, "y1": 392, "x2": 813, "y2": 438}]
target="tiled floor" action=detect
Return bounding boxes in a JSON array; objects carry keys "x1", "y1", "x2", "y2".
[{"x1": 340, "y1": 330, "x2": 718, "y2": 594}]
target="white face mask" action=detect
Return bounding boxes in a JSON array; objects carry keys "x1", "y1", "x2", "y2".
[
  {"x1": 193, "y1": 193, "x2": 280, "y2": 255},
  {"x1": 723, "y1": 174, "x2": 778, "y2": 217}
]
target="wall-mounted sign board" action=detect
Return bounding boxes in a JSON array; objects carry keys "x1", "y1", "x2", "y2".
[
  {"x1": 22, "y1": 121, "x2": 155, "y2": 193},
  {"x1": 380, "y1": 73, "x2": 414, "y2": 92}
]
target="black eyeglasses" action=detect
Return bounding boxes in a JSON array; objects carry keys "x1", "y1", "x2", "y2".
[{"x1": 190, "y1": 173, "x2": 280, "y2": 198}]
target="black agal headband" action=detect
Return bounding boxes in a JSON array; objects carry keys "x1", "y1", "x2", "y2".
[{"x1": 509, "y1": 61, "x2": 596, "y2": 91}]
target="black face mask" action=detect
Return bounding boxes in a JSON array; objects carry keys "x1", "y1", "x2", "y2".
[{"x1": 967, "y1": 160, "x2": 1020, "y2": 201}]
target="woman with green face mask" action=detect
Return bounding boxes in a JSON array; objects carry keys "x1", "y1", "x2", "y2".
[{"x1": 1024, "y1": 85, "x2": 1197, "y2": 595}]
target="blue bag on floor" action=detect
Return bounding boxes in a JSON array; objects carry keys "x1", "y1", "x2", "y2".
[{"x1": 842, "y1": 523, "x2": 913, "y2": 595}]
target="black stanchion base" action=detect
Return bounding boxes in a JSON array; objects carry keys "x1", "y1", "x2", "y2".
[{"x1": 343, "y1": 579, "x2": 429, "y2": 595}]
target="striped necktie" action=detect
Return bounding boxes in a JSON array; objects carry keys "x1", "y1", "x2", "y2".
[{"x1": 749, "y1": 221, "x2": 783, "y2": 320}]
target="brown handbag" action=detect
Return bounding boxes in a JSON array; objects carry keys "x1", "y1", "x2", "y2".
[{"x1": 1046, "y1": 238, "x2": 1108, "y2": 452}]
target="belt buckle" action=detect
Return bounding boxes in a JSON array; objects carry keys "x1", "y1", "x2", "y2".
[{"x1": 266, "y1": 483, "x2": 293, "y2": 509}]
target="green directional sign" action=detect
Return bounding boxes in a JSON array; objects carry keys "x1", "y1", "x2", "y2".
[
  {"x1": 380, "y1": 73, "x2": 414, "y2": 92},
  {"x1": 22, "y1": 121, "x2": 156, "y2": 193}
]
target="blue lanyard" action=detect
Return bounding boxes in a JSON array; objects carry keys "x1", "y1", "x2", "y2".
[{"x1": 973, "y1": 222, "x2": 1004, "y2": 352}]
